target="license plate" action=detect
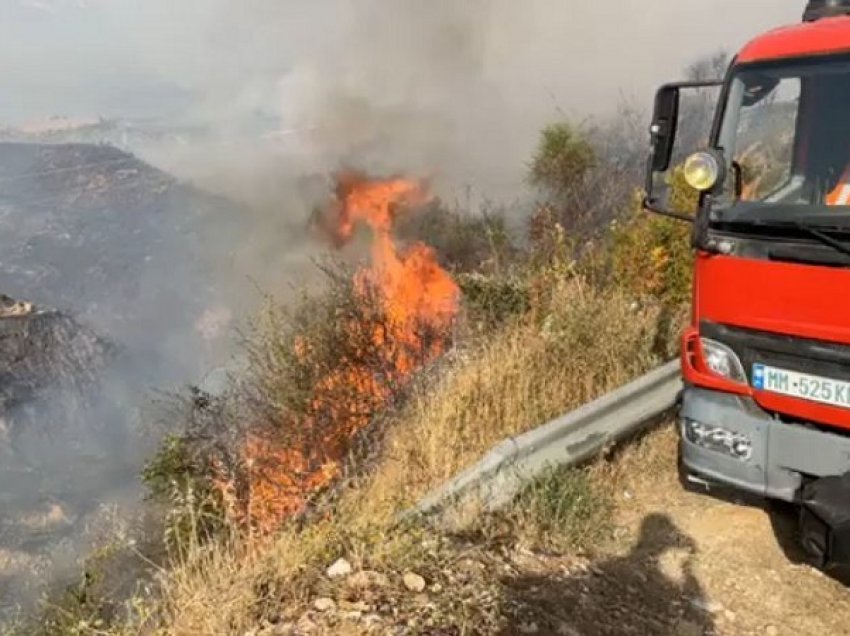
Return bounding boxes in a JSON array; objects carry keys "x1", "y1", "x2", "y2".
[{"x1": 752, "y1": 363, "x2": 850, "y2": 409}]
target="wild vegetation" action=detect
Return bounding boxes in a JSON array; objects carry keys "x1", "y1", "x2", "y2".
[{"x1": 11, "y1": 110, "x2": 699, "y2": 635}]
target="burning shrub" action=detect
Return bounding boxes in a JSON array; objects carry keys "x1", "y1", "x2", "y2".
[{"x1": 152, "y1": 173, "x2": 462, "y2": 537}]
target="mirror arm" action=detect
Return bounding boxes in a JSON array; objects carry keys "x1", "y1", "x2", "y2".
[
  {"x1": 668, "y1": 80, "x2": 725, "y2": 90},
  {"x1": 642, "y1": 196, "x2": 695, "y2": 223}
]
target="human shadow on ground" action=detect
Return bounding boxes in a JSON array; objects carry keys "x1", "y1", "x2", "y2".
[{"x1": 501, "y1": 513, "x2": 715, "y2": 635}]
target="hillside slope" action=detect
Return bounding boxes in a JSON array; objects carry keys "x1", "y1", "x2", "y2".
[
  {"x1": 0, "y1": 142, "x2": 241, "y2": 378},
  {"x1": 0, "y1": 143, "x2": 244, "y2": 620},
  {"x1": 250, "y1": 427, "x2": 850, "y2": 636}
]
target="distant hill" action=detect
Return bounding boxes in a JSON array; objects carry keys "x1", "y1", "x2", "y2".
[{"x1": 0, "y1": 142, "x2": 243, "y2": 381}]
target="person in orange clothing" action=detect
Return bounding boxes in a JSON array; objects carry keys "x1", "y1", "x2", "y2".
[{"x1": 826, "y1": 164, "x2": 850, "y2": 206}]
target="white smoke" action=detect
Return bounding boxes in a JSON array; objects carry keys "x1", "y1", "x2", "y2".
[
  {"x1": 149, "y1": 0, "x2": 803, "y2": 200},
  {"x1": 1, "y1": 1, "x2": 802, "y2": 202}
]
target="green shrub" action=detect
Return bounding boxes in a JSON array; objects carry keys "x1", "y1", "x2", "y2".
[
  {"x1": 510, "y1": 466, "x2": 614, "y2": 553},
  {"x1": 396, "y1": 203, "x2": 518, "y2": 274},
  {"x1": 606, "y1": 167, "x2": 698, "y2": 309},
  {"x1": 459, "y1": 272, "x2": 531, "y2": 331},
  {"x1": 142, "y1": 429, "x2": 228, "y2": 552},
  {"x1": 528, "y1": 122, "x2": 596, "y2": 198},
  {"x1": 527, "y1": 122, "x2": 599, "y2": 234}
]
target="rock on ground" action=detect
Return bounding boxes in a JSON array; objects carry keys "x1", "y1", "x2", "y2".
[
  {"x1": 326, "y1": 558, "x2": 353, "y2": 579},
  {"x1": 402, "y1": 572, "x2": 427, "y2": 593}
]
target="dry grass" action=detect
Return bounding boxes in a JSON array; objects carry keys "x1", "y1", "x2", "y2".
[
  {"x1": 99, "y1": 277, "x2": 680, "y2": 635},
  {"x1": 363, "y1": 278, "x2": 673, "y2": 511},
  {"x1": 593, "y1": 422, "x2": 681, "y2": 522},
  {"x1": 593, "y1": 421, "x2": 680, "y2": 502}
]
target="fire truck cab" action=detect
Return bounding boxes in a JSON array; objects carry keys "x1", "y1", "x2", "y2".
[{"x1": 645, "y1": 0, "x2": 850, "y2": 568}]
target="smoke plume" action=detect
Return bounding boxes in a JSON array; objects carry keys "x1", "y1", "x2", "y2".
[{"x1": 1, "y1": 1, "x2": 800, "y2": 203}]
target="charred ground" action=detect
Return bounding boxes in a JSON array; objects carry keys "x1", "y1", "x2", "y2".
[
  {"x1": 0, "y1": 142, "x2": 252, "y2": 620},
  {"x1": 0, "y1": 142, "x2": 244, "y2": 374}
]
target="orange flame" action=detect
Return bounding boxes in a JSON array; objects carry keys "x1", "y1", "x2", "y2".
[
  {"x1": 219, "y1": 172, "x2": 460, "y2": 534},
  {"x1": 338, "y1": 171, "x2": 459, "y2": 373}
]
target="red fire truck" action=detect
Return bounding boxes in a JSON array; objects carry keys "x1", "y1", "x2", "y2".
[{"x1": 645, "y1": 0, "x2": 850, "y2": 568}]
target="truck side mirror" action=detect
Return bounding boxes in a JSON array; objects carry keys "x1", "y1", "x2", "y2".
[
  {"x1": 643, "y1": 79, "x2": 724, "y2": 222},
  {"x1": 650, "y1": 85, "x2": 680, "y2": 173}
]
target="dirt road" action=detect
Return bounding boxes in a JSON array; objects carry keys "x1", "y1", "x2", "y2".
[{"x1": 505, "y1": 425, "x2": 850, "y2": 636}]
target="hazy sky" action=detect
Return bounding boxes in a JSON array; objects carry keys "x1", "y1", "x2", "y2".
[
  {"x1": 1, "y1": 0, "x2": 801, "y2": 126},
  {"x1": 0, "y1": 0, "x2": 805, "y2": 204}
]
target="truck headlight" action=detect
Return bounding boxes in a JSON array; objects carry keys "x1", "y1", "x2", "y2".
[
  {"x1": 699, "y1": 337, "x2": 747, "y2": 384},
  {"x1": 683, "y1": 419, "x2": 753, "y2": 461}
]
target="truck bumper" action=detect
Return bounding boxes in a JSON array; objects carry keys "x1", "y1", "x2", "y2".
[{"x1": 680, "y1": 387, "x2": 850, "y2": 501}]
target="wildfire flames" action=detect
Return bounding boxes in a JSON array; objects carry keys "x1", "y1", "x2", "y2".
[
  {"x1": 335, "y1": 172, "x2": 460, "y2": 374},
  {"x1": 219, "y1": 172, "x2": 460, "y2": 534}
]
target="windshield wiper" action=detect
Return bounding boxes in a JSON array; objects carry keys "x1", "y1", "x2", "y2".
[
  {"x1": 793, "y1": 222, "x2": 850, "y2": 259},
  {"x1": 716, "y1": 218, "x2": 850, "y2": 259}
]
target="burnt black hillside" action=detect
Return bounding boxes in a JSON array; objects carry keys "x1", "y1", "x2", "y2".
[
  {"x1": 0, "y1": 142, "x2": 242, "y2": 380},
  {"x1": 0, "y1": 144, "x2": 249, "y2": 615}
]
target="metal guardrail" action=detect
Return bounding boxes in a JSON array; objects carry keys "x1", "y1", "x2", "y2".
[{"x1": 415, "y1": 360, "x2": 683, "y2": 516}]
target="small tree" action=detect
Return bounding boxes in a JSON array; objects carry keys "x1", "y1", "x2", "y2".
[
  {"x1": 686, "y1": 51, "x2": 729, "y2": 82},
  {"x1": 528, "y1": 122, "x2": 596, "y2": 199},
  {"x1": 528, "y1": 122, "x2": 599, "y2": 241}
]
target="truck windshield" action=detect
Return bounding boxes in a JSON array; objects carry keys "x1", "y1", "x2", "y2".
[{"x1": 716, "y1": 55, "x2": 850, "y2": 220}]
